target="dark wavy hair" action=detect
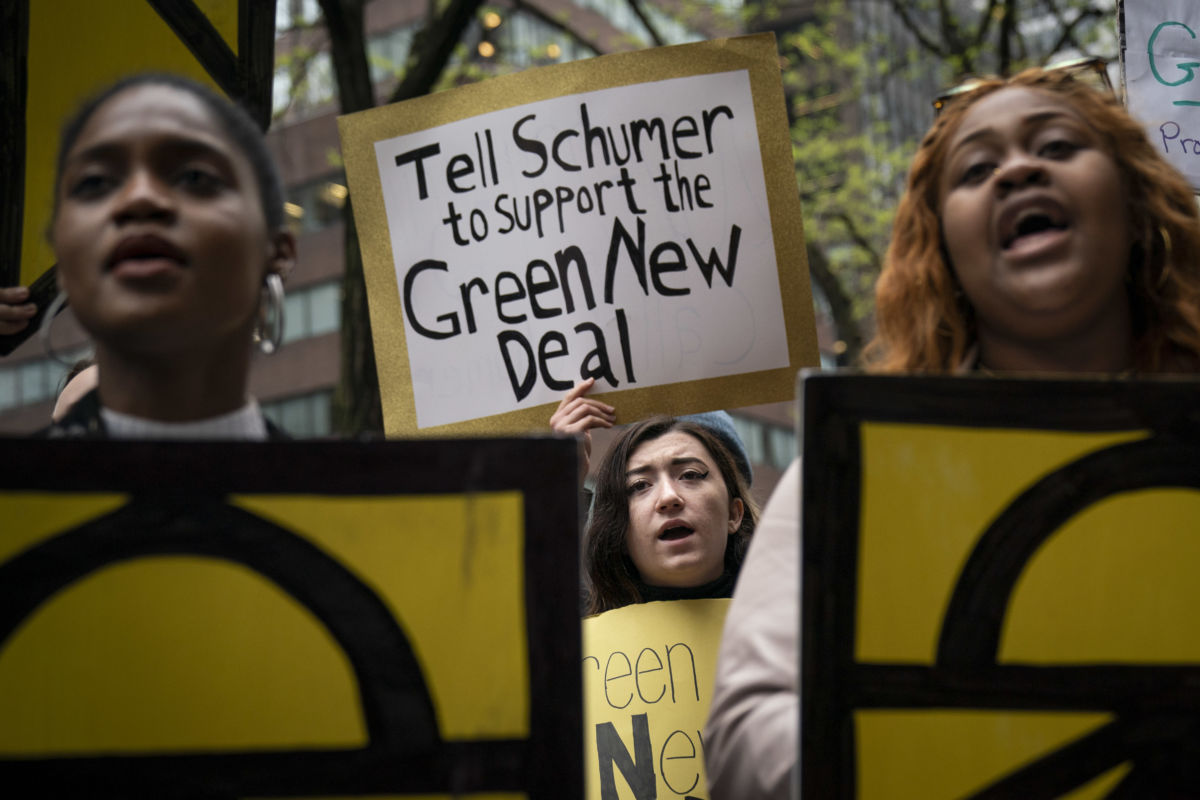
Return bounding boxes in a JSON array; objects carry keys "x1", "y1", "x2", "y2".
[
  {"x1": 53, "y1": 73, "x2": 285, "y2": 231},
  {"x1": 865, "y1": 66, "x2": 1200, "y2": 373},
  {"x1": 584, "y1": 416, "x2": 759, "y2": 615}
]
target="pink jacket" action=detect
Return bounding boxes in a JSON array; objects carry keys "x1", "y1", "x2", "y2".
[{"x1": 704, "y1": 458, "x2": 800, "y2": 799}]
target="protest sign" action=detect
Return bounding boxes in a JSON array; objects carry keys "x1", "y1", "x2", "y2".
[
  {"x1": 0, "y1": 0, "x2": 276, "y2": 355},
  {"x1": 583, "y1": 598, "x2": 730, "y2": 800},
  {"x1": 0, "y1": 437, "x2": 580, "y2": 798},
  {"x1": 339, "y1": 34, "x2": 818, "y2": 435},
  {"x1": 800, "y1": 372, "x2": 1200, "y2": 798},
  {"x1": 1121, "y1": 0, "x2": 1200, "y2": 191}
]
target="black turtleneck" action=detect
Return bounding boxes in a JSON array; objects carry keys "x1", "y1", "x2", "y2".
[{"x1": 633, "y1": 569, "x2": 738, "y2": 604}]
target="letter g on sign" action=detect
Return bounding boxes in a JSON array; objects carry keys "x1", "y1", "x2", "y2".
[{"x1": 1149, "y1": 22, "x2": 1200, "y2": 90}]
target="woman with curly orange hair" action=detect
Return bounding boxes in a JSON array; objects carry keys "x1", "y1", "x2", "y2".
[
  {"x1": 706, "y1": 63, "x2": 1200, "y2": 800},
  {"x1": 867, "y1": 64, "x2": 1200, "y2": 374}
]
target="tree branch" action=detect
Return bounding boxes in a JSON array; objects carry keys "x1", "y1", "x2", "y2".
[
  {"x1": 624, "y1": 0, "x2": 665, "y2": 48},
  {"x1": 513, "y1": 0, "x2": 604, "y2": 56},
  {"x1": 833, "y1": 211, "x2": 882, "y2": 274},
  {"x1": 806, "y1": 242, "x2": 863, "y2": 365},
  {"x1": 318, "y1": 0, "x2": 374, "y2": 113},
  {"x1": 997, "y1": 0, "x2": 1016, "y2": 74},
  {"x1": 1043, "y1": 3, "x2": 1106, "y2": 58},
  {"x1": 388, "y1": 0, "x2": 487, "y2": 104},
  {"x1": 972, "y1": 0, "x2": 1001, "y2": 55},
  {"x1": 883, "y1": 0, "x2": 950, "y2": 58}
]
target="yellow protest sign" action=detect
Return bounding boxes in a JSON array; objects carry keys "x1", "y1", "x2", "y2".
[
  {"x1": 582, "y1": 598, "x2": 729, "y2": 800},
  {"x1": 800, "y1": 372, "x2": 1200, "y2": 798},
  {"x1": 339, "y1": 34, "x2": 817, "y2": 436},
  {"x1": 1, "y1": 0, "x2": 276, "y2": 354},
  {"x1": 0, "y1": 437, "x2": 580, "y2": 797}
]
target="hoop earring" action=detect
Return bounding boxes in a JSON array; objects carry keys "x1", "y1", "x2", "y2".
[
  {"x1": 39, "y1": 291, "x2": 87, "y2": 368},
  {"x1": 254, "y1": 273, "x2": 285, "y2": 355}
]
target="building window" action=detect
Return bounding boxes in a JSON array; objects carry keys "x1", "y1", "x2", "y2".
[
  {"x1": 495, "y1": 14, "x2": 588, "y2": 68},
  {"x1": 767, "y1": 426, "x2": 798, "y2": 469},
  {"x1": 263, "y1": 390, "x2": 333, "y2": 438},
  {"x1": 0, "y1": 370, "x2": 17, "y2": 412},
  {"x1": 0, "y1": 353, "x2": 85, "y2": 413},
  {"x1": 368, "y1": 24, "x2": 417, "y2": 82},
  {"x1": 729, "y1": 414, "x2": 765, "y2": 466},
  {"x1": 282, "y1": 280, "x2": 342, "y2": 345},
  {"x1": 729, "y1": 413, "x2": 796, "y2": 472},
  {"x1": 285, "y1": 174, "x2": 347, "y2": 235},
  {"x1": 276, "y1": 0, "x2": 321, "y2": 31},
  {"x1": 573, "y1": 0, "x2": 715, "y2": 46},
  {"x1": 272, "y1": 50, "x2": 335, "y2": 118}
]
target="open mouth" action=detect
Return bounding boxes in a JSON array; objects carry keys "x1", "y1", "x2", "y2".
[
  {"x1": 106, "y1": 235, "x2": 187, "y2": 271},
  {"x1": 659, "y1": 526, "x2": 694, "y2": 541},
  {"x1": 1002, "y1": 208, "x2": 1069, "y2": 251}
]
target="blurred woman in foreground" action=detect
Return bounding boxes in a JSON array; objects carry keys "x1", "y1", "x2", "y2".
[{"x1": 42, "y1": 74, "x2": 294, "y2": 439}]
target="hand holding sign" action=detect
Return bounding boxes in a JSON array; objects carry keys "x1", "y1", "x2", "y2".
[
  {"x1": 550, "y1": 378, "x2": 616, "y2": 478},
  {"x1": 0, "y1": 286, "x2": 36, "y2": 335}
]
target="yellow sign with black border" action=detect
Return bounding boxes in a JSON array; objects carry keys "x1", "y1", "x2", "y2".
[
  {"x1": 801, "y1": 372, "x2": 1200, "y2": 798},
  {"x1": 0, "y1": 437, "x2": 580, "y2": 798}
]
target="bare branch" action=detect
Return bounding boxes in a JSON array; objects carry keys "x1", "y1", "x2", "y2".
[
  {"x1": 973, "y1": 0, "x2": 1002, "y2": 53},
  {"x1": 388, "y1": 0, "x2": 486, "y2": 104},
  {"x1": 273, "y1": 46, "x2": 322, "y2": 121},
  {"x1": 997, "y1": 0, "x2": 1016, "y2": 74},
  {"x1": 624, "y1": 0, "x2": 665, "y2": 48},
  {"x1": 513, "y1": 0, "x2": 604, "y2": 56},
  {"x1": 318, "y1": 0, "x2": 374, "y2": 112},
  {"x1": 806, "y1": 242, "x2": 863, "y2": 365},
  {"x1": 832, "y1": 211, "x2": 882, "y2": 274},
  {"x1": 1044, "y1": 5, "x2": 1107, "y2": 58},
  {"x1": 883, "y1": 0, "x2": 951, "y2": 58}
]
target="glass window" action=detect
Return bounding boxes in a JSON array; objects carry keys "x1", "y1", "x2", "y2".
[
  {"x1": 280, "y1": 395, "x2": 310, "y2": 434},
  {"x1": 729, "y1": 414, "x2": 765, "y2": 466},
  {"x1": 368, "y1": 25, "x2": 416, "y2": 82},
  {"x1": 302, "y1": 51, "x2": 335, "y2": 108},
  {"x1": 768, "y1": 427, "x2": 797, "y2": 470},
  {"x1": 308, "y1": 283, "x2": 341, "y2": 337},
  {"x1": 0, "y1": 370, "x2": 16, "y2": 411},
  {"x1": 310, "y1": 392, "x2": 332, "y2": 437},
  {"x1": 283, "y1": 291, "x2": 309, "y2": 344},
  {"x1": 263, "y1": 391, "x2": 334, "y2": 438},
  {"x1": 272, "y1": 67, "x2": 293, "y2": 118},
  {"x1": 286, "y1": 174, "x2": 347, "y2": 235},
  {"x1": 278, "y1": 281, "x2": 342, "y2": 347},
  {"x1": 18, "y1": 362, "x2": 48, "y2": 405},
  {"x1": 47, "y1": 361, "x2": 70, "y2": 395},
  {"x1": 277, "y1": 0, "x2": 321, "y2": 32}
]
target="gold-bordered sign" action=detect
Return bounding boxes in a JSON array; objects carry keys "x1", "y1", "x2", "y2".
[
  {"x1": 800, "y1": 371, "x2": 1200, "y2": 798},
  {"x1": 339, "y1": 33, "x2": 817, "y2": 436},
  {"x1": 0, "y1": 0, "x2": 277, "y2": 355},
  {"x1": 0, "y1": 437, "x2": 581, "y2": 798}
]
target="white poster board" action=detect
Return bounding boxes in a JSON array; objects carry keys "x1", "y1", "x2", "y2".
[
  {"x1": 339, "y1": 35, "x2": 817, "y2": 436},
  {"x1": 1123, "y1": 0, "x2": 1200, "y2": 191}
]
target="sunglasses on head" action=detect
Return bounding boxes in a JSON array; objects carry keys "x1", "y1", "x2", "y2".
[{"x1": 932, "y1": 56, "x2": 1114, "y2": 115}]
